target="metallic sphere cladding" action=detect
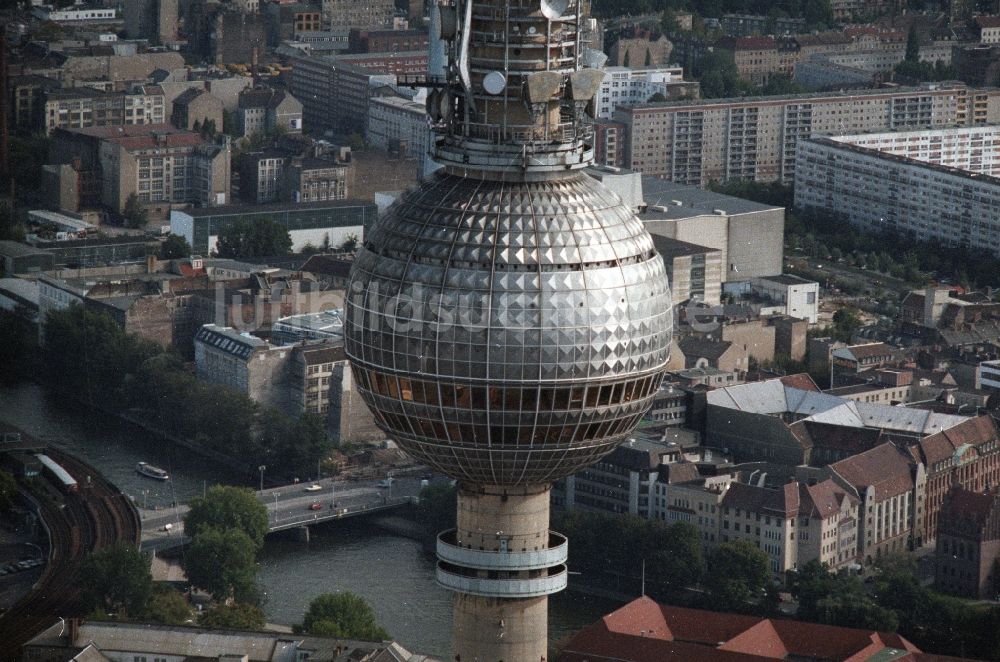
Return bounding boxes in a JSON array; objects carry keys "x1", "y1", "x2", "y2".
[{"x1": 345, "y1": 171, "x2": 672, "y2": 486}]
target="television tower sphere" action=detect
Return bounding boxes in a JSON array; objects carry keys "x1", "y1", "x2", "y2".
[{"x1": 344, "y1": 171, "x2": 672, "y2": 486}]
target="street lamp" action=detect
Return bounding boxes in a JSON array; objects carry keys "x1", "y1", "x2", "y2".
[
  {"x1": 258, "y1": 465, "x2": 266, "y2": 492},
  {"x1": 273, "y1": 492, "x2": 279, "y2": 522}
]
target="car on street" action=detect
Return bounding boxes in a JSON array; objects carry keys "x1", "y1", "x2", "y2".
[
  {"x1": 303, "y1": 484, "x2": 323, "y2": 492},
  {"x1": 309, "y1": 502, "x2": 323, "y2": 510}
]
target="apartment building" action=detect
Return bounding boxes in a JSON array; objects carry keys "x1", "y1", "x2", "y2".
[
  {"x1": 720, "y1": 36, "x2": 783, "y2": 85},
  {"x1": 124, "y1": 0, "x2": 178, "y2": 43},
  {"x1": 50, "y1": 124, "x2": 230, "y2": 214},
  {"x1": 194, "y1": 324, "x2": 293, "y2": 412},
  {"x1": 617, "y1": 84, "x2": 1000, "y2": 186},
  {"x1": 236, "y1": 87, "x2": 303, "y2": 137},
  {"x1": 322, "y1": 0, "x2": 394, "y2": 29},
  {"x1": 367, "y1": 96, "x2": 429, "y2": 159},
  {"x1": 795, "y1": 127, "x2": 1000, "y2": 258},
  {"x1": 43, "y1": 86, "x2": 166, "y2": 135},
  {"x1": 593, "y1": 66, "x2": 696, "y2": 120},
  {"x1": 238, "y1": 150, "x2": 286, "y2": 203},
  {"x1": 720, "y1": 482, "x2": 800, "y2": 578},
  {"x1": 285, "y1": 157, "x2": 351, "y2": 203},
  {"x1": 290, "y1": 54, "x2": 396, "y2": 134},
  {"x1": 655, "y1": 470, "x2": 732, "y2": 551}
]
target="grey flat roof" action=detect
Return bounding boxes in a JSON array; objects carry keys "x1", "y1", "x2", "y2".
[
  {"x1": 640, "y1": 177, "x2": 782, "y2": 220},
  {"x1": 0, "y1": 240, "x2": 50, "y2": 257},
  {"x1": 758, "y1": 274, "x2": 814, "y2": 285},
  {"x1": 181, "y1": 199, "x2": 375, "y2": 217},
  {"x1": 651, "y1": 234, "x2": 720, "y2": 258}
]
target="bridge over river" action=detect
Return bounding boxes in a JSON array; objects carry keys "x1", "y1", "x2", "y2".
[{"x1": 140, "y1": 475, "x2": 426, "y2": 553}]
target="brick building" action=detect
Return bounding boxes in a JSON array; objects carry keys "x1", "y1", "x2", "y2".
[{"x1": 935, "y1": 487, "x2": 1000, "y2": 599}]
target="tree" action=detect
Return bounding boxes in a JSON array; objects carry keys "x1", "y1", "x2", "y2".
[
  {"x1": 198, "y1": 602, "x2": 266, "y2": 630},
  {"x1": 184, "y1": 485, "x2": 269, "y2": 551},
  {"x1": 340, "y1": 234, "x2": 359, "y2": 252},
  {"x1": 831, "y1": 307, "x2": 863, "y2": 343},
  {"x1": 0, "y1": 470, "x2": 16, "y2": 512},
  {"x1": 647, "y1": 92, "x2": 668, "y2": 103},
  {"x1": 160, "y1": 234, "x2": 192, "y2": 260},
  {"x1": 0, "y1": 307, "x2": 37, "y2": 384},
  {"x1": 215, "y1": 218, "x2": 292, "y2": 258},
  {"x1": 705, "y1": 541, "x2": 770, "y2": 608},
  {"x1": 646, "y1": 521, "x2": 703, "y2": 593},
  {"x1": 905, "y1": 25, "x2": 920, "y2": 63},
  {"x1": 122, "y1": 193, "x2": 149, "y2": 229},
  {"x1": 183, "y1": 526, "x2": 260, "y2": 603},
  {"x1": 144, "y1": 585, "x2": 194, "y2": 625},
  {"x1": 695, "y1": 49, "x2": 744, "y2": 99},
  {"x1": 300, "y1": 592, "x2": 390, "y2": 641},
  {"x1": 78, "y1": 543, "x2": 153, "y2": 617},
  {"x1": 803, "y1": 0, "x2": 833, "y2": 28}
]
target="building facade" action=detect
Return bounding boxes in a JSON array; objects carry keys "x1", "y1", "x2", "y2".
[
  {"x1": 618, "y1": 84, "x2": 1000, "y2": 186},
  {"x1": 170, "y1": 200, "x2": 377, "y2": 255},
  {"x1": 935, "y1": 487, "x2": 1000, "y2": 600},
  {"x1": 795, "y1": 127, "x2": 1000, "y2": 258},
  {"x1": 367, "y1": 96, "x2": 430, "y2": 159}
]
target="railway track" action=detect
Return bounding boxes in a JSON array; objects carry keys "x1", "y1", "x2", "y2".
[{"x1": 0, "y1": 450, "x2": 140, "y2": 660}]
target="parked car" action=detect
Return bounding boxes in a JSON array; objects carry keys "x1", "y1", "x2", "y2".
[
  {"x1": 303, "y1": 484, "x2": 323, "y2": 492},
  {"x1": 309, "y1": 502, "x2": 323, "y2": 510}
]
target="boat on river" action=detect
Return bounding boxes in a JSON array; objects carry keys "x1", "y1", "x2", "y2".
[{"x1": 136, "y1": 462, "x2": 169, "y2": 481}]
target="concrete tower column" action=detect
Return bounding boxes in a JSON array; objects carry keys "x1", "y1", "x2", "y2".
[{"x1": 437, "y1": 484, "x2": 567, "y2": 661}]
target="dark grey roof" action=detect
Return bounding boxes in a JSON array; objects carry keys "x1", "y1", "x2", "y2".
[
  {"x1": 651, "y1": 235, "x2": 719, "y2": 259},
  {"x1": 0, "y1": 241, "x2": 49, "y2": 258}
]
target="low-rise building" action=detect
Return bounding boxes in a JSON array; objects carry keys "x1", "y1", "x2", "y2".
[
  {"x1": 830, "y1": 343, "x2": 896, "y2": 387},
  {"x1": 43, "y1": 85, "x2": 166, "y2": 135},
  {"x1": 367, "y1": 96, "x2": 430, "y2": 160},
  {"x1": 23, "y1": 619, "x2": 433, "y2": 661},
  {"x1": 236, "y1": 87, "x2": 304, "y2": 137},
  {"x1": 170, "y1": 200, "x2": 376, "y2": 255},
  {"x1": 651, "y1": 236, "x2": 722, "y2": 307},
  {"x1": 750, "y1": 274, "x2": 819, "y2": 324},
  {"x1": 170, "y1": 88, "x2": 224, "y2": 132},
  {"x1": 194, "y1": 324, "x2": 293, "y2": 412}
]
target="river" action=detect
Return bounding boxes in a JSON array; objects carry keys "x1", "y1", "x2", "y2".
[{"x1": 0, "y1": 382, "x2": 623, "y2": 657}]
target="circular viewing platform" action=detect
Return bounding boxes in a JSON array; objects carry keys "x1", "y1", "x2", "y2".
[
  {"x1": 436, "y1": 562, "x2": 568, "y2": 598},
  {"x1": 436, "y1": 529, "x2": 568, "y2": 571}
]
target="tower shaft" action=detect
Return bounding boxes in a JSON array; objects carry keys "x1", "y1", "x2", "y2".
[{"x1": 437, "y1": 485, "x2": 566, "y2": 661}]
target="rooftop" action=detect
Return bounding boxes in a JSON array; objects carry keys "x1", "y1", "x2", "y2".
[
  {"x1": 756, "y1": 274, "x2": 815, "y2": 286},
  {"x1": 640, "y1": 178, "x2": 783, "y2": 220},
  {"x1": 179, "y1": 199, "x2": 375, "y2": 217},
  {"x1": 627, "y1": 82, "x2": 978, "y2": 113},
  {"x1": 651, "y1": 235, "x2": 720, "y2": 259}
]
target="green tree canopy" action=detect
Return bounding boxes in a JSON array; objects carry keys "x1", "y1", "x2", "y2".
[
  {"x1": 0, "y1": 307, "x2": 36, "y2": 384},
  {"x1": 78, "y1": 543, "x2": 153, "y2": 617},
  {"x1": 300, "y1": 592, "x2": 390, "y2": 641},
  {"x1": 0, "y1": 470, "x2": 16, "y2": 512},
  {"x1": 160, "y1": 234, "x2": 192, "y2": 259},
  {"x1": 695, "y1": 49, "x2": 744, "y2": 99},
  {"x1": 705, "y1": 540, "x2": 770, "y2": 608},
  {"x1": 183, "y1": 526, "x2": 259, "y2": 603},
  {"x1": 122, "y1": 193, "x2": 149, "y2": 229},
  {"x1": 184, "y1": 485, "x2": 269, "y2": 551},
  {"x1": 215, "y1": 218, "x2": 292, "y2": 258},
  {"x1": 144, "y1": 585, "x2": 194, "y2": 625},
  {"x1": 905, "y1": 25, "x2": 920, "y2": 63},
  {"x1": 198, "y1": 602, "x2": 266, "y2": 630}
]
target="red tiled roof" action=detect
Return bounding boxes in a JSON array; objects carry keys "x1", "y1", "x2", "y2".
[
  {"x1": 844, "y1": 343, "x2": 895, "y2": 361},
  {"x1": 829, "y1": 443, "x2": 914, "y2": 501},
  {"x1": 976, "y1": 15, "x2": 1000, "y2": 28},
  {"x1": 914, "y1": 416, "x2": 998, "y2": 467},
  {"x1": 560, "y1": 598, "x2": 952, "y2": 662},
  {"x1": 778, "y1": 373, "x2": 820, "y2": 392},
  {"x1": 68, "y1": 123, "x2": 206, "y2": 150},
  {"x1": 799, "y1": 479, "x2": 856, "y2": 519}
]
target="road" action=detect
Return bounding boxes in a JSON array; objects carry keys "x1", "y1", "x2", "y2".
[{"x1": 140, "y1": 475, "x2": 428, "y2": 552}]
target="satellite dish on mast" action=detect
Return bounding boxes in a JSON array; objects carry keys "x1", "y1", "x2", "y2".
[
  {"x1": 483, "y1": 71, "x2": 507, "y2": 95},
  {"x1": 540, "y1": 0, "x2": 568, "y2": 20}
]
